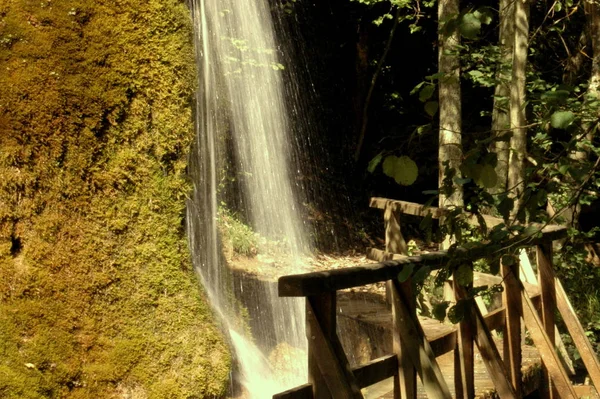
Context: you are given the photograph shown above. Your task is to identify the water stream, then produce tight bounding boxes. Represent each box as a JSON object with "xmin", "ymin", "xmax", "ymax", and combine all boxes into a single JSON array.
[{"xmin": 186, "ymin": 0, "xmax": 311, "ymax": 396}]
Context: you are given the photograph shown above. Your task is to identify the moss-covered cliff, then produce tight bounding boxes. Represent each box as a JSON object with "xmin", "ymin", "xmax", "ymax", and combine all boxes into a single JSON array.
[{"xmin": 0, "ymin": 0, "xmax": 230, "ymax": 397}]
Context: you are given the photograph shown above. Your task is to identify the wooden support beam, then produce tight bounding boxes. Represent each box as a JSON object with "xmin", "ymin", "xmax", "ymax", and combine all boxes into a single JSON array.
[
  {"xmin": 390, "ymin": 279, "xmax": 417, "ymax": 399},
  {"xmin": 280, "ymin": 228, "xmax": 566, "ymax": 297},
  {"xmin": 472, "ymin": 302, "xmax": 518, "ymax": 399},
  {"xmin": 537, "ymin": 242, "xmax": 557, "ymax": 399},
  {"xmin": 502, "ymin": 260, "xmax": 523, "ymax": 397},
  {"xmin": 454, "ymin": 282, "xmax": 475, "ymax": 399},
  {"xmin": 556, "ymin": 278, "xmax": 600, "ymax": 390},
  {"xmin": 520, "ymin": 288, "xmax": 578, "ymax": 398},
  {"xmin": 306, "ymin": 294, "xmax": 363, "ymax": 399},
  {"xmin": 390, "ymin": 279, "xmax": 452, "ymax": 399},
  {"xmin": 273, "ymin": 383, "xmax": 314, "ymax": 399},
  {"xmin": 385, "ymin": 201, "xmax": 408, "ymax": 255},
  {"xmin": 353, "ymin": 354, "xmax": 398, "ymax": 389}
]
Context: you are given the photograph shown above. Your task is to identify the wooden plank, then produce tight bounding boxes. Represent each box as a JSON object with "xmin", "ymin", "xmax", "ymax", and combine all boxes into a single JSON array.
[
  {"xmin": 537, "ymin": 242, "xmax": 557, "ymax": 399},
  {"xmin": 280, "ymin": 232, "xmax": 565, "ymax": 297},
  {"xmin": 519, "ymin": 248, "xmax": 575, "ymax": 376},
  {"xmin": 306, "ymin": 295, "xmax": 363, "ymax": 399},
  {"xmin": 273, "ymin": 383, "xmax": 314, "ymax": 399},
  {"xmin": 390, "ymin": 279, "xmax": 417, "ymax": 399},
  {"xmin": 573, "ymin": 385, "xmax": 599, "ymax": 398},
  {"xmin": 472, "ymin": 302, "xmax": 518, "ymax": 399},
  {"xmin": 369, "ymin": 198, "xmax": 570, "ymax": 239},
  {"xmin": 502, "ymin": 261, "xmax": 523, "ymax": 397},
  {"xmin": 279, "ymin": 252, "xmax": 448, "ymax": 296},
  {"xmin": 556, "ymin": 278, "xmax": 600, "ymax": 390},
  {"xmin": 390, "ymin": 279, "xmax": 452, "ymax": 399},
  {"xmin": 352, "ymin": 354, "xmax": 398, "ymax": 389},
  {"xmin": 366, "ymin": 248, "xmax": 405, "ymax": 262},
  {"xmin": 307, "ymin": 294, "xmax": 333, "ymax": 399},
  {"xmin": 385, "ymin": 201, "xmax": 408, "ymax": 255},
  {"xmin": 520, "ymin": 287, "xmax": 578, "ymax": 398},
  {"xmin": 370, "ymin": 197, "xmax": 445, "ymax": 218},
  {"xmin": 454, "ymin": 282, "xmax": 475, "ymax": 399}
]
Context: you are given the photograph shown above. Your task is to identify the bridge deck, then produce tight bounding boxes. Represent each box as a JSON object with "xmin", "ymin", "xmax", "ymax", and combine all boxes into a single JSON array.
[{"xmin": 337, "ymin": 289, "xmax": 542, "ymax": 398}]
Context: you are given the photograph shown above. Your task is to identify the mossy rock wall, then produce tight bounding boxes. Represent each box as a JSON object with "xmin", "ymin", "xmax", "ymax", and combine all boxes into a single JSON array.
[{"xmin": 0, "ymin": 0, "xmax": 230, "ymax": 397}]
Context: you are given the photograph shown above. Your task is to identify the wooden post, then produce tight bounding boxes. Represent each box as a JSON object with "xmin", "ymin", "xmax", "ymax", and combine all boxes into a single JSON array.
[
  {"xmin": 384, "ymin": 201, "xmax": 408, "ymax": 255},
  {"xmin": 454, "ymin": 281, "xmax": 475, "ymax": 399},
  {"xmin": 307, "ymin": 294, "xmax": 335, "ymax": 399},
  {"xmin": 520, "ymin": 288, "xmax": 578, "ymax": 398},
  {"xmin": 390, "ymin": 279, "xmax": 452, "ymax": 399},
  {"xmin": 502, "ymin": 258, "xmax": 523, "ymax": 397},
  {"xmin": 537, "ymin": 242, "xmax": 557, "ymax": 399},
  {"xmin": 556, "ymin": 278, "xmax": 600, "ymax": 389},
  {"xmin": 306, "ymin": 294, "xmax": 363, "ymax": 399},
  {"xmin": 471, "ymin": 302, "xmax": 518, "ymax": 398},
  {"xmin": 390, "ymin": 279, "xmax": 417, "ymax": 399}
]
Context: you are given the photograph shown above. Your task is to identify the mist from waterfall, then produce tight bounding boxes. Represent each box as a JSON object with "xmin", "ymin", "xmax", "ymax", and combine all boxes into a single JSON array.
[{"xmin": 186, "ymin": 0, "xmax": 311, "ymax": 396}]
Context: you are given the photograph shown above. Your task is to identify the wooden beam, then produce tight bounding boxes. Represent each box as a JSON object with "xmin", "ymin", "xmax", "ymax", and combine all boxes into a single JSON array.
[
  {"xmin": 390, "ymin": 279, "xmax": 452, "ymax": 399},
  {"xmin": 280, "ymin": 227, "xmax": 566, "ymax": 297},
  {"xmin": 385, "ymin": 201, "xmax": 408, "ymax": 255},
  {"xmin": 279, "ymin": 252, "xmax": 448, "ymax": 296},
  {"xmin": 520, "ymin": 288, "xmax": 578, "ymax": 398},
  {"xmin": 306, "ymin": 295, "xmax": 363, "ymax": 399},
  {"xmin": 503, "ymin": 261, "xmax": 523, "ymax": 397},
  {"xmin": 369, "ymin": 198, "xmax": 567, "ymax": 241},
  {"xmin": 472, "ymin": 302, "xmax": 518, "ymax": 399},
  {"xmin": 537, "ymin": 242, "xmax": 557, "ymax": 399},
  {"xmin": 454, "ymin": 282, "xmax": 475, "ymax": 399},
  {"xmin": 352, "ymin": 354, "xmax": 398, "ymax": 389},
  {"xmin": 556, "ymin": 278, "xmax": 600, "ymax": 390},
  {"xmin": 273, "ymin": 383, "xmax": 314, "ymax": 399},
  {"xmin": 390, "ymin": 279, "xmax": 417, "ymax": 398}
]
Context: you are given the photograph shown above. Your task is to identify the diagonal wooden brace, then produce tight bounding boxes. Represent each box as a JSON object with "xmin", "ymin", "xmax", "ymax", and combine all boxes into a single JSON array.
[
  {"xmin": 390, "ymin": 279, "xmax": 452, "ymax": 399},
  {"xmin": 306, "ymin": 297, "xmax": 363, "ymax": 399}
]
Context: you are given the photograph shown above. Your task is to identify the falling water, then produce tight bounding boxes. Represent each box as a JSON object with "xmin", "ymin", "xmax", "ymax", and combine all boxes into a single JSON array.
[{"xmin": 186, "ymin": 0, "xmax": 310, "ymax": 396}]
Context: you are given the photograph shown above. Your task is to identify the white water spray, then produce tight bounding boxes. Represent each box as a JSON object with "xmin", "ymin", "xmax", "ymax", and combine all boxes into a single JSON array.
[{"xmin": 187, "ymin": 0, "xmax": 310, "ymax": 396}]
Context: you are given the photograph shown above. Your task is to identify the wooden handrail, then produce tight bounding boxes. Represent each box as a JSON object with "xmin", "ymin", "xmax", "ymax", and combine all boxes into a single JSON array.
[
  {"xmin": 273, "ymin": 199, "xmax": 596, "ymax": 399},
  {"xmin": 279, "ymin": 225, "xmax": 566, "ymax": 297}
]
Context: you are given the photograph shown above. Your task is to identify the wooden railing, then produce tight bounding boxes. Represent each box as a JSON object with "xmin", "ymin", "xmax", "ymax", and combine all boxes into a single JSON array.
[{"xmin": 273, "ymin": 199, "xmax": 600, "ymax": 399}]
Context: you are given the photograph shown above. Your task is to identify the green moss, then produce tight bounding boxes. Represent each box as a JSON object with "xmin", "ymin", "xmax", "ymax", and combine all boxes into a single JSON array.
[{"xmin": 0, "ymin": 0, "xmax": 230, "ymax": 397}]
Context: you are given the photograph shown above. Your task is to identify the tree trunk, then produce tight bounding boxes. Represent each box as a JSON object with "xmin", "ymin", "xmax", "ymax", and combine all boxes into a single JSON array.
[
  {"xmin": 576, "ymin": 0, "xmax": 600, "ymax": 162},
  {"xmin": 507, "ymin": 0, "xmax": 530, "ymax": 210},
  {"xmin": 438, "ymin": 0, "xmax": 463, "ymax": 209},
  {"xmin": 491, "ymin": 0, "xmax": 515, "ymax": 194}
]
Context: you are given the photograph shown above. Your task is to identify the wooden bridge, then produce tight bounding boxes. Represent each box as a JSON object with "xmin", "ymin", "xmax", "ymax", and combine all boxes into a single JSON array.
[{"xmin": 273, "ymin": 198, "xmax": 600, "ymax": 399}]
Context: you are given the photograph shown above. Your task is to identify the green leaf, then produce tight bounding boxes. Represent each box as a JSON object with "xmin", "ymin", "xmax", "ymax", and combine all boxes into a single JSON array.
[
  {"xmin": 432, "ymin": 302, "xmax": 449, "ymax": 322},
  {"xmin": 415, "ymin": 123, "xmax": 432, "ymax": 135},
  {"xmin": 368, "ymin": 153, "xmax": 383, "ymax": 173},
  {"xmin": 455, "ymin": 264, "xmax": 473, "ymax": 286},
  {"xmin": 382, "ymin": 155, "xmax": 419, "ymax": 186},
  {"xmin": 501, "ymin": 254, "xmax": 516, "ymax": 266},
  {"xmin": 424, "ymin": 101, "xmax": 438, "ymax": 117},
  {"xmin": 550, "ymin": 111, "xmax": 575, "ymax": 129},
  {"xmin": 410, "ymin": 81, "xmax": 425, "ymax": 96},
  {"xmin": 497, "ymin": 197, "xmax": 514, "ymax": 219},
  {"xmin": 454, "ymin": 177, "xmax": 471, "ymax": 185},
  {"xmin": 541, "ymin": 89, "xmax": 570, "ymax": 104},
  {"xmin": 412, "ymin": 266, "xmax": 431, "ymax": 284},
  {"xmin": 474, "ymin": 7, "xmax": 493, "ymax": 25},
  {"xmin": 419, "ymin": 84, "xmax": 435, "ymax": 102},
  {"xmin": 398, "ymin": 264, "xmax": 415, "ymax": 283},
  {"xmin": 459, "ymin": 12, "xmax": 481, "ymax": 40},
  {"xmin": 475, "ymin": 164, "xmax": 498, "ymax": 189},
  {"xmin": 448, "ymin": 301, "xmax": 465, "ymax": 324},
  {"xmin": 468, "ymin": 70, "xmax": 483, "ymax": 79}
]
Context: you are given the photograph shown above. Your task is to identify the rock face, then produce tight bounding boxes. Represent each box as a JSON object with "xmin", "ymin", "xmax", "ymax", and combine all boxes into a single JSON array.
[{"xmin": 0, "ymin": 0, "xmax": 230, "ymax": 397}]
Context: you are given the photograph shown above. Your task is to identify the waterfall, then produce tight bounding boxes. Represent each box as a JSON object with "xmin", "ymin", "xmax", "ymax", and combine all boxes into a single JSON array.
[{"xmin": 186, "ymin": 0, "xmax": 310, "ymax": 396}]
